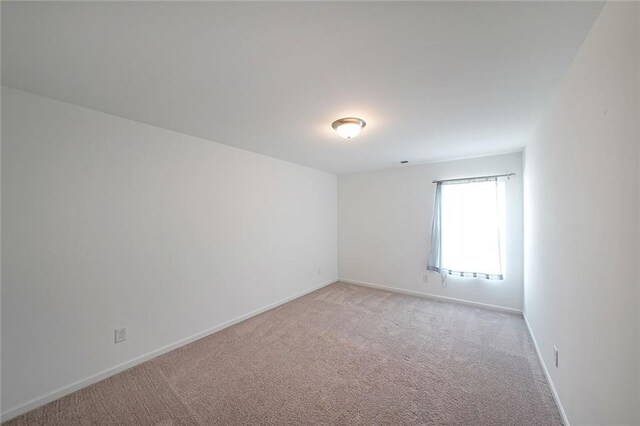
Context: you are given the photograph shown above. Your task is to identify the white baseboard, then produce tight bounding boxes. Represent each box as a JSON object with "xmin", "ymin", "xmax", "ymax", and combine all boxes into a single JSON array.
[
  {"xmin": 1, "ymin": 279, "xmax": 337, "ymax": 422},
  {"xmin": 523, "ymin": 313, "xmax": 569, "ymax": 426},
  {"xmin": 339, "ymin": 278, "xmax": 522, "ymax": 314}
]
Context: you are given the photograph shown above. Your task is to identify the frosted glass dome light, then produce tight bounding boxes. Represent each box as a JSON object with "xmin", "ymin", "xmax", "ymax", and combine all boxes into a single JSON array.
[{"xmin": 332, "ymin": 117, "xmax": 366, "ymax": 139}]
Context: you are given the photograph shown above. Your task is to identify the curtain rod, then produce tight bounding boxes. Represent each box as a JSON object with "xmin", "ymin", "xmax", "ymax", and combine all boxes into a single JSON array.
[{"xmin": 432, "ymin": 173, "xmax": 515, "ymax": 184}]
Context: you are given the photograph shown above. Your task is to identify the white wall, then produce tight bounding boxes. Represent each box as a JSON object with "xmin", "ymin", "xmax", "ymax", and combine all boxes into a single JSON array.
[
  {"xmin": 524, "ymin": 2, "xmax": 639, "ymax": 424},
  {"xmin": 338, "ymin": 152, "xmax": 523, "ymax": 311},
  {"xmin": 0, "ymin": 87, "xmax": 338, "ymax": 418}
]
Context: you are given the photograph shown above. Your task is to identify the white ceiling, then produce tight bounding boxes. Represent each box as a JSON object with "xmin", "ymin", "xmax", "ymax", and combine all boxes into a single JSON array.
[{"xmin": 2, "ymin": 1, "xmax": 603, "ymax": 174}]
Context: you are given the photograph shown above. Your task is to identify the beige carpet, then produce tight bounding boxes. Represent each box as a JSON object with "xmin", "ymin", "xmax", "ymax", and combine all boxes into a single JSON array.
[{"xmin": 5, "ymin": 282, "xmax": 561, "ymax": 425}]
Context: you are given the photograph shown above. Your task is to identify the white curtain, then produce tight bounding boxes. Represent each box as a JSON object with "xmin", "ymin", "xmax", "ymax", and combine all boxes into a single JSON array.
[{"xmin": 427, "ymin": 177, "xmax": 505, "ymax": 280}]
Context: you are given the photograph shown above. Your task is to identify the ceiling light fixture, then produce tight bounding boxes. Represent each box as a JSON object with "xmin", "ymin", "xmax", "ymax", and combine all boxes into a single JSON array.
[{"xmin": 332, "ymin": 117, "xmax": 366, "ymax": 139}]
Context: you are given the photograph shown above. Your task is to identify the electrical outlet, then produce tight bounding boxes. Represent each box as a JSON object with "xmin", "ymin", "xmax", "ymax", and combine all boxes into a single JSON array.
[
  {"xmin": 318, "ymin": 267, "xmax": 322, "ymax": 275},
  {"xmin": 115, "ymin": 328, "xmax": 127, "ymax": 344},
  {"xmin": 554, "ymin": 346, "xmax": 559, "ymax": 367},
  {"xmin": 423, "ymin": 274, "xmax": 429, "ymax": 283}
]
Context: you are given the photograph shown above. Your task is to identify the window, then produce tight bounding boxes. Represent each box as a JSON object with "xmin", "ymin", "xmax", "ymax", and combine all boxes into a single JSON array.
[{"xmin": 427, "ymin": 177, "xmax": 506, "ymax": 280}]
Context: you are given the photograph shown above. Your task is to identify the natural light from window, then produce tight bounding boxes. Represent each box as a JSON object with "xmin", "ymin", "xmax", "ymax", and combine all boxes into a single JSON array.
[{"xmin": 440, "ymin": 180, "xmax": 506, "ymax": 278}]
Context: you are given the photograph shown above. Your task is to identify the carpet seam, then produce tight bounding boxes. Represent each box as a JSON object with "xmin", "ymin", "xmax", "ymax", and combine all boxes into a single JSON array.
[{"xmin": 154, "ymin": 364, "xmax": 208, "ymax": 426}]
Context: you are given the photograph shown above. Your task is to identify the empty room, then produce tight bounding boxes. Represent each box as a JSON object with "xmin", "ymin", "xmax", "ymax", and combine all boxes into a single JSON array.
[{"xmin": 1, "ymin": 1, "xmax": 639, "ymax": 425}]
